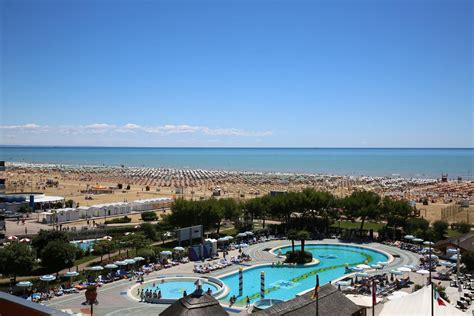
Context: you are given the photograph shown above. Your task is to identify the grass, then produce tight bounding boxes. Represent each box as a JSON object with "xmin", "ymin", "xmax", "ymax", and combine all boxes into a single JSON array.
[
  {"xmin": 73, "ymin": 254, "xmax": 98, "ymax": 266},
  {"xmin": 331, "ymin": 220, "xmax": 385, "ymax": 232},
  {"xmin": 446, "ymin": 229, "xmax": 464, "ymax": 238}
]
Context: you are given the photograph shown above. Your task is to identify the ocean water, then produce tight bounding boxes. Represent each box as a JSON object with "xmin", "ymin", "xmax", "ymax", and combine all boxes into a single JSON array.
[
  {"xmin": 219, "ymin": 244, "xmax": 388, "ymax": 305},
  {"xmin": 0, "ymin": 146, "xmax": 472, "ymax": 179}
]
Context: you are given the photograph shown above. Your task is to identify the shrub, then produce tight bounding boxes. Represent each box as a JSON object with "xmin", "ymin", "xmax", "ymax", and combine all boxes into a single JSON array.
[
  {"xmin": 462, "ymin": 251, "xmax": 474, "ymax": 271},
  {"xmin": 455, "ymin": 222, "xmax": 471, "ymax": 234},
  {"xmin": 141, "ymin": 211, "xmax": 158, "ymax": 222},
  {"xmin": 105, "ymin": 216, "xmax": 131, "ymax": 224},
  {"xmin": 284, "ymin": 251, "xmax": 313, "ymax": 264}
]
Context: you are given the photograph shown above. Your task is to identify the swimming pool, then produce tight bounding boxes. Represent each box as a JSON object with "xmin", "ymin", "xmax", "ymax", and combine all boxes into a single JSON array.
[
  {"xmin": 218, "ymin": 243, "xmax": 388, "ymax": 306},
  {"xmin": 70, "ymin": 239, "xmax": 96, "ymax": 252},
  {"xmin": 142, "ymin": 277, "xmax": 222, "ymax": 300}
]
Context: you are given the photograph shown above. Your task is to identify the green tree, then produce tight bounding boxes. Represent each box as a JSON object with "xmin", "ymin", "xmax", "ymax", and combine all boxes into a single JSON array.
[
  {"xmin": 141, "ymin": 211, "xmax": 158, "ymax": 222},
  {"xmin": 456, "ymin": 222, "xmax": 471, "ymax": 234},
  {"xmin": 40, "ymin": 240, "xmax": 76, "ymax": 274},
  {"xmin": 65, "ymin": 199, "xmax": 75, "ymax": 208},
  {"xmin": 297, "ymin": 230, "xmax": 311, "ymax": 253},
  {"xmin": 383, "ymin": 198, "xmax": 413, "ymax": 229},
  {"xmin": 461, "ymin": 251, "xmax": 474, "ymax": 271},
  {"xmin": 136, "ymin": 248, "xmax": 155, "ymax": 261},
  {"xmin": 406, "ymin": 218, "xmax": 430, "ymax": 234},
  {"xmin": 141, "ymin": 223, "xmax": 157, "ymax": 241},
  {"xmin": 123, "ymin": 234, "xmax": 150, "ymax": 255},
  {"xmin": 17, "ymin": 205, "xmax": 32, "ymax": 213},
  {"xmin": 432, "ymin": 220, "xmax": 449, "ymax": 241},
  {"xmin": 0, "ymin": 243, "xmax": 35, "ymax": 283},
  {"xmin": 32, "ymin": 229, "xmax": 69, "ymax": 255},
  {"xmin": 343, "ymin": 191, "xmax": 381, "ymax": 235},
  {"xmin": 287, "ymin": 229, "xmax": 298, "ymax": 253},
  {"xmin": 93, "ymin": 240, "xmax": 115, "ymax": 261}
]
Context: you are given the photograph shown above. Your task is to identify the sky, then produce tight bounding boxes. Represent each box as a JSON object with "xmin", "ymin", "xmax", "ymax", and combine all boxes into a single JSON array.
[{"xmin": 1, "ymin": 0, "xmax": 472, "ymax": 147}]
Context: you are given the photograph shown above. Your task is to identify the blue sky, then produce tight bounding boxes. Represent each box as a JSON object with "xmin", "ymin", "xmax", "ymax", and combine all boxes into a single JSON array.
[{"xmin": 1, "ymin": 0, "xmax": 472, "ymax": 147}]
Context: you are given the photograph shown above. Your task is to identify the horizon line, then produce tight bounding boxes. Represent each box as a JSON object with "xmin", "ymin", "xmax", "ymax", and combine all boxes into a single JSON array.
[{"xmin": 1, "ymin": 144, "xmax": 473, "ymax": 150}]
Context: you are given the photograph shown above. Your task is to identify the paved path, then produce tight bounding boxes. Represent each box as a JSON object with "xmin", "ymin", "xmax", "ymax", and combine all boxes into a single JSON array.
[{"xmin": 43, "ymin": 239, "xmax": 421, "ymax": 316}]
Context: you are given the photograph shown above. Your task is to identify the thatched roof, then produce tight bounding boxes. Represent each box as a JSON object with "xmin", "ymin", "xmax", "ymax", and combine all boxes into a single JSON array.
[
  {"xmin": 159, "ymin": 292, "xmax": 228, "ymax": 316},
  {"xmin": 253, "ymin": 284, "xmax": 364, "ymax": 316},
  {"xmin": 434, "ymin": 232, "xmax": 474, "ymax": 252}
]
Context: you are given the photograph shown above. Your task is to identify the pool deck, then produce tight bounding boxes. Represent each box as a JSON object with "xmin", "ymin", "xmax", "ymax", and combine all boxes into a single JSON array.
[{"xmin": 43, "ymin": 239, "xmax": 419, "ymax": 315}]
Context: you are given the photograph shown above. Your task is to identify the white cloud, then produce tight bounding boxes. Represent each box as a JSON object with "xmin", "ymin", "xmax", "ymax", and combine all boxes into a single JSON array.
[{"xmin": 0, "ymin": 122, "xmax": 273, "ymax": 140}]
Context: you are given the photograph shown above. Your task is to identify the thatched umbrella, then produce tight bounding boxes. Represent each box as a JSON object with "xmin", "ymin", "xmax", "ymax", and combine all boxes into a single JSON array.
[{"xmin": 160, "ymin": 280, "xmax": 228, "ymax": 316}]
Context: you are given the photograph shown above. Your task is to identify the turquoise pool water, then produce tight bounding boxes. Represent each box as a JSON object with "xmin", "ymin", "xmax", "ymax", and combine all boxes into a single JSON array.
[
  {"xmin": 71, "ymin": 240, "xmax": 95, "ymax": 251},
  {"xmin": 145, "ymin": 280, "xmax": 218, "ymax": 299},
  {"xmin": 219, "ymin": 244, "xmax": 388, "ymax": 306}
]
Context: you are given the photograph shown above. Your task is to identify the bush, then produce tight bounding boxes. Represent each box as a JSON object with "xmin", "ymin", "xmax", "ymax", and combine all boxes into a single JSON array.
[
  {"xmin": 141, "ymin": 223, "xmax": 157, "ymax": 240},
  {"xmin": 141, "ymin": 211, "xmax": 158, "ymax": 222},
  {"xmin": 454, "ymin": 222, "xmax": 471, "ymax": 234},
  {"xmin": 433, "ymin": 220, "xmax": 449, "ymax": 241},
  {"xmin": 462, "ymin": 251, "xmax": 474, "ymax": 271},
  {"xmin": 285, "ymin": 251, "xmax": 313, "ymax": 264},
  {"xmin": 105, "ymin": 216, "xmax": 131, "ymax": 224}
]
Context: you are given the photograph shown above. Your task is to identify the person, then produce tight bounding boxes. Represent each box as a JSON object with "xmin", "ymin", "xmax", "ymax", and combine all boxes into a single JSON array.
[
  {"xmin": 206, "ymin": 288, "xmax": 212, "ymax": 295},
  {"xmin": 157, "ymin": 290, "xmax": 162, "ymax": 299},
  {"xmin": 140, "ymin": 289, "xmax": 144, "ymax": 302},
  {"xmin": 229, "ymin": 296, "xmax": 234, "ymax": 307},
  {"xmin": 246, "ymin": 296, "xmax": 250, "ymax": 307},
  {"xmin": 183, "ymin": 290, "xmax": 187, "ymax": 297}
]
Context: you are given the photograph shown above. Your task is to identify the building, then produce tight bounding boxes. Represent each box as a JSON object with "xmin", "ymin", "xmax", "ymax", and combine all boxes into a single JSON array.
[
  {"xmin": 253, "ymin": 284, "xmax": 366, "ymax": 316},
  {"xmin": 0, "ymin": 161, "xmax": 5, "ymax": 193},
  {"xmin": 434, "ymin": 232, "xmax": 474, "ymax": 254},
  {"xmin": 38, "ymin": 197, "xmax": 172, "ymax": 224},
  {"xmin": 0, "ymin": 193, "xmax": 65, "ymax": 213},
  {"xmin": 0, "ymin": 291, "xmax": 68, "ymax": 316}
]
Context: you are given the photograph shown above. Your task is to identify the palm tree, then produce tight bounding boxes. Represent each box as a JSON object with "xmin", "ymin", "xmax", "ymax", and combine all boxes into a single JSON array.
[
  {"xmin": 297, "ymin": 230, "xmax": 311, "ymax": 253},
  {"xmin": 287, "ymin": 229, "xmax": 298, "ymax": 253}
]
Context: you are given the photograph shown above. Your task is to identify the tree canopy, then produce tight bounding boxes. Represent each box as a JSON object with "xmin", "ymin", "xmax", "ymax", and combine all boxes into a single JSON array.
[
  {"xmin": 40, "ymin": 240, "xmax": 77, "ymax": 274},
  {"xmin": 32, "ymin": 230, "xmax": 69, "ymax": 255},
  {"xmin": 0, "ymin": 243, "xmax": 35, "ymax": 283}
]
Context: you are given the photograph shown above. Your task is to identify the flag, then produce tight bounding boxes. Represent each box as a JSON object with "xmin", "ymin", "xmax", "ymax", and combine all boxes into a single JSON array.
[
  {"xmin": 372, "ymin": 281, "xmax": 377, "ymax": 306},
  {"xmin": 312, "ymin": 275, "xmax": 320, "ymax": 299},
  {"xmin": 434, "ymin": 286, "xmax": 446, "ymax": 306}
]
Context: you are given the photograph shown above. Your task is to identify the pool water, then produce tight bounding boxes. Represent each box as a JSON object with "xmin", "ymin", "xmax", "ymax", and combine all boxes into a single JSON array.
[
  {"xmin": 71, "ymin": 240, "xmax": 96, "ymax": 252},
  {"xmin": 145, "ymin": 280, "xmax": 219, "ymax": 299},
  {"xmin": 219, "ymin": 244, "xmax": 388, "ymax": 306}
]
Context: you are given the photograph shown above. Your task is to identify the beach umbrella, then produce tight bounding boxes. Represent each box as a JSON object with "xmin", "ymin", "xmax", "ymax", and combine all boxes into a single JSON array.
[
  {"xmin": 356, "ymin": 264, "xmax": 371, "ymax": 269},
  {"xmin": 16, "ymin": 281, "xmax": 33, "ymax": 296},
  {"xmin": 173, "ymin": 246, "xmax": 185, "ymax": 252},
  {"xmin": 63, "ymin": 271, "xmax": 79, "ymax": 288},
  {"xmin": 236, "ymin": 233, "xmax": 247, "ymax": 238},
  {"xmin": 450, "ymin": 254, "xmax": 460, "ymax": 261},
  {"xmin": 397, "ymin": 267, "xmax": 411, "ymax": 272},
  {"xmin": 351, "ymin": 266, "xmax": 364, "ymax": 272},
  {"xmin": 102, "ymin": 236, "xmax": 113, "ymax": 241},
  {"xmin": 378, "ymin": 261, "xmax": 389, "ymax": 266},
  {"xmin": 17, "ymin": 281, "xmax": 33, "ymax": 287},
  {"xmin": 440, "ymin": 261, "xmax": 454, "ymax": 267},
  {"xmin": 390, "ymin": 270, "xmax": 403, "ymax": 275},
  {"xmin": 124, "ymin": 258, "xmax": 136, "ymax": 265},
  {"xmin": 160, "ymin": 250, "xmax": 172, "ymax": 256},
  {"xmin": 7, "ymin": 235, "xmax": 18, "ymax": 242},
  {"xmin": 416, "ymin": 269, "xmax": 429, "ymax": 275},
  {"xmin": 356, "ymin": 272, "xmax": 369, "ymax": 277},
  {"xmin": 447, "ymin": 248, "xmax": 458, "ymax": 255},
  {"xmin": 40, "ymin": 274, "xmax": 56, "ymax": 290},
  {"xmin": 19, "ymin": 238, "xmax": 31, "ymax": 243},
  {"xmin": 86, "ymin": 266, "xmax": 104, "ymax": 271},
  {"xmin": 225, "ymin": 236, "xmax": 233, "ymax": 240},
  {"xmin": 425, "ymin": 254, "xmax": 438, "ymax": 260},
  {"xmin": 133, "ymin": 256, "xmax": 145, "ymax": 261},
  {"xmin": 244, "ymin": 231, "xmax": 254, "ymax": 236},
  {"xmin": 371, "ymin": 264, "xmax": 383, "ymax": 269},
  {"xmin": 134, "ymin": 225, "xmax": 140, "ymax": 229},
  {"xmin": 104, "ymin": 264, "xmax": 118, "ymax": 269},
  {"xmin": 335, "ymin": 280, "xmax": 351, "ymax": 286},
  {"xmin": 404, "ymin": 235, "xmax": 415, "ymax": 240},
  {"xmin": 114, "ymin": 260, "xmax": 128, "ymax": 266},
  {"xmin": 412, "ymin": 238, "xmax": 424, "ymax": 243},
  {"xmin": 124, "ymin": 232, "xmax": 132, "ymax": 236},
  {"xmin": 237, "ymin": 243, "xmax": 249, "ymax": 248},
  {"xmin": 423, "ymin": 241, "xmax": 434, "ymax": 246}
]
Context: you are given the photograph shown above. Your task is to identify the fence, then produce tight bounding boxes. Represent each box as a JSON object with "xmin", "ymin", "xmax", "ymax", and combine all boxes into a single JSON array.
[{"xmin": 441, "ymin": 205, "xmax": 473, "ymax": 224}]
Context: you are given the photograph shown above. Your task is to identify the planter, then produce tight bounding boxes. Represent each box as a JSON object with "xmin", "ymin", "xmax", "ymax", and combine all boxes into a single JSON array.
[{"xmin": 85, "ymin": 286, "xmax": 97, "ymax": 303}]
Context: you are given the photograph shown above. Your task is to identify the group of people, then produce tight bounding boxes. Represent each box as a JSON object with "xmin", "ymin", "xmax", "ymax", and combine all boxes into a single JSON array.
[
  {"xmin": 139, "ymin": 288, "xmax": 162, "ymax": 302},
  {"xmin": 228, "ymin": 295, "xmax": 251, "ymax": 308}
]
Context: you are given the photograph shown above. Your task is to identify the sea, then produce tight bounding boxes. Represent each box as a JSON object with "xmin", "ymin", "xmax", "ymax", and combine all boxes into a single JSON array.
[{"xmin": 0, "ymin": 146, "xmax": 473, "ymax": 179}]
